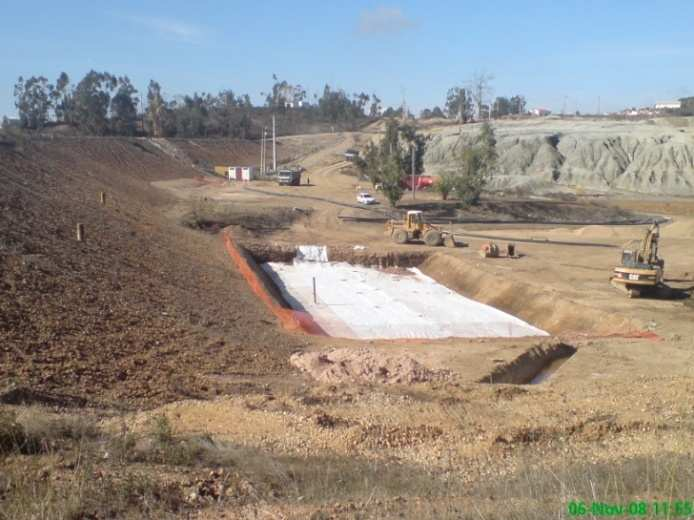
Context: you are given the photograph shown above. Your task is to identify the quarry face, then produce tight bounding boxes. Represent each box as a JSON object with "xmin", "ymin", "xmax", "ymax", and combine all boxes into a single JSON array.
[{"xmin": 425, "ymin": 118, "xmax": 694, "ymax": 194}]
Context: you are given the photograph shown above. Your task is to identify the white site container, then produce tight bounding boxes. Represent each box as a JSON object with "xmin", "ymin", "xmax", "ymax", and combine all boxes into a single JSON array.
[{"xmin": 227, "ymin": 166, "xmax": 255, "ymax": 181}]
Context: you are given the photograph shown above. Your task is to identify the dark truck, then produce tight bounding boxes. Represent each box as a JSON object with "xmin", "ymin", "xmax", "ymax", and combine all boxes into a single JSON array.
[{"xmin": 277, "ymin": 169, "xmax": 302, "ymax": 186}]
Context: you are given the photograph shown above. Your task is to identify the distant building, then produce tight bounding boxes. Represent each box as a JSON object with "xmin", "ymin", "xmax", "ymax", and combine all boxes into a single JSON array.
[
  {"xmin": 655, "ymin": 100, "xmax": 681, "ymax": 110},
  {"xmin": 283, "ymin": 99, "xmax": 309, "ymax": 109},
  {"xmin": 279, "ymin": 85, "xmax": 308, "ymax": 109},
  {"xmin": 213, "ymin": 165, "xmax": 256, "ymax": 181},
  {"xmin": 532, "ymin": 108, "xmax": 552, "ymax": 117},
  {"xmin": 619, "ymin": 106, "xmax": 655, "ymax": 117}
]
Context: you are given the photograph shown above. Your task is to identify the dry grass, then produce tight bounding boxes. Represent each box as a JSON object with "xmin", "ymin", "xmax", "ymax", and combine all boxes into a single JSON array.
[
  {"xmin": 1, "ymin": 409, "xmax": 450, "ymax": 519},
  {"xmin": 475, "ymin": 452, "xmax": 694, "ymax": 519},
  {"xmin": 0, "ymin": 464, "xmax": 183, "ymax": 520},
  {"xmin": 0, "ymin": 409, "xmax": 185, "ymax": 519},
  {"xmin": 131, "ymin": 415, "xmax": 447, "ymax": 502},
  {"xmin": 5, "ymin": 407, "xmax": 693, "ymax": 519},
  {"xmin": 387, "ymin": 452, "xmax": 694, "ymax": 520},
  {"xmin": 0, "ymin": 408, "xmax": 98, "ymax": 456}
]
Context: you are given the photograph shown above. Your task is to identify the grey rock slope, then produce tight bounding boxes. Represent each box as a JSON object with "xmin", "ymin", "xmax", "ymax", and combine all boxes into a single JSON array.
[{"xmin": 424, "ymin": 118, "xmax": 694, "ymax": 195}]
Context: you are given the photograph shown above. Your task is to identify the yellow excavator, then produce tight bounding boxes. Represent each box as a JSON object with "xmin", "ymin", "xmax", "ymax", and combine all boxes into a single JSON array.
[
  {"xmin": 611, "ymin": 222, "xmax": 664, "ymax": 298},
  {"xmin": 386, "ymin": 210, "xmax": 459, "ymax": 247}
]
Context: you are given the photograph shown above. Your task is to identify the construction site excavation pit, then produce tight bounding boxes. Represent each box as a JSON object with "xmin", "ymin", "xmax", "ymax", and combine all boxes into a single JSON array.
[
  {"xmin": 254, "ymin": 245, "xmax": 549, "ymax": 340},
  {"xmin": 479, "ymin": 343, "xmax": 577, "ymax": 385}
]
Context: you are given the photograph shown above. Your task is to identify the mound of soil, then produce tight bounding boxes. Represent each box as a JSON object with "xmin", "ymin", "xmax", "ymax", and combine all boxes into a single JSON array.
[
  {"xmin": 290, "ymin": 348, "xmax": 451, "ymax": 385},
  {"xmin": 419, "ymin": 253, "xmax": 636, "ymax": 335}
]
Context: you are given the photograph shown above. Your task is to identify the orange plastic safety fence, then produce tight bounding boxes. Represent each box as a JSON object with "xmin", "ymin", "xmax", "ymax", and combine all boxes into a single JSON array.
[{"xmin": 222, "ymin": 231, "xmax": 326, "ymax": 336}]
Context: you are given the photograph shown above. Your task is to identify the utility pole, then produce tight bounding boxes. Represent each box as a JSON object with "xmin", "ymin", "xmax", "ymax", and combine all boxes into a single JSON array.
[
  {"xmin": 597, "ymin": 96, "xmax": 601, "ymax": 116},
  {"xmin": 260, "ymin": 127, "xmax": 265, "ymax": 174},
  {"xmin": 272, "ymin": 114, "xmax": 277, "ymax": 172},
  {"xmin": 411, "ymin": 144, "xmax": 416, "ymax": 200}
]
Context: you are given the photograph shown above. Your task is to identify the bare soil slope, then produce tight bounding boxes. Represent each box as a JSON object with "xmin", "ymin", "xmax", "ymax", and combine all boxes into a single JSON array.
[{"xmin": 0, "ymin": 138, "xmax": 301, "ymax": 408}]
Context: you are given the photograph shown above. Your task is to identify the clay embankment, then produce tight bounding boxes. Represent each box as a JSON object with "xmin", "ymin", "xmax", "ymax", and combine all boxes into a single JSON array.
[
  {"xmin": 425, "ymin": 118, "xmax": 694, "ymax": 195},
  {"xmin": 419, "ymin": 253, "xmax": 636, "ymax": 336}
]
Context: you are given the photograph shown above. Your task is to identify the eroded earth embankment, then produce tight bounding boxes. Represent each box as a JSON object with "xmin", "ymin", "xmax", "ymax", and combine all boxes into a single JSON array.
[{"xmin": 425, "ymin": 118, "xmax": 694, "ymax": 194}]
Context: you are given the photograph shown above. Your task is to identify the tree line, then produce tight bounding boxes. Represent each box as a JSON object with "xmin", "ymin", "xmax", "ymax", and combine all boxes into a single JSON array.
[
  {"xmin": 9, "ymin": 69, "xmax": 527, "ymax": 138},
  {"xmin": 10, "ymin": 71, "xmax": 382, "ymax": 137},
  {"xmin": 420, "ymin": 73, "xmax": 527, "ymax": 121}
]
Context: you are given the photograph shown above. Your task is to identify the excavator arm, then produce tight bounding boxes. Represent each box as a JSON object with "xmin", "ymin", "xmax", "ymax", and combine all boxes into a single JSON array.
[{"xmin": 639, "ymin": 223, "xmax": 660, "ymax": 265}]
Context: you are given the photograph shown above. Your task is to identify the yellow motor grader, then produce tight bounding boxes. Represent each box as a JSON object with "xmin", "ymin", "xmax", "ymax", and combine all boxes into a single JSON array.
[
  {"xmin": 611, "ymin": 222, "xmax": 665, "ymax": 298},
  {"xmin": 386, "ymin": 210, "xmax": 459, "ymax": 247}
]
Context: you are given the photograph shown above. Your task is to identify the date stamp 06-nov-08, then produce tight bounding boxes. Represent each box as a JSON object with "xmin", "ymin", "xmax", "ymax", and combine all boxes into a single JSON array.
[{"xmin": 568, "ymin": 500, "xmax": 694, "ymax": 517}]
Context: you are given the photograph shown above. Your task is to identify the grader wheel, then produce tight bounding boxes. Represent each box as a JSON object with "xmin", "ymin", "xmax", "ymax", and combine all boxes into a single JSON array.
[
  {"xmin": 424, "ymin": 230, "xmax": 443, "ymax": 247},
  {"xmin": 393, "ymin": 229, "xmax": 409, "ymax": 244}
]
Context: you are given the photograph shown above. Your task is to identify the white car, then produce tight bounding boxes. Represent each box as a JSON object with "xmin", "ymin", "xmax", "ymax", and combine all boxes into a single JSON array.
[{"xmin": 356, "ymin": 192, "xmax": 376, "ymax": 205}]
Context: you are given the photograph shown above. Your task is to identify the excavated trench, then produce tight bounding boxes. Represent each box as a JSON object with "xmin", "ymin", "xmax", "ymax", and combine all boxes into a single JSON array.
[
  {"xmin": 243, "ymin": 241, "xmax": 429, "ymax": 268},
  {"xmin": 232, "ymin": 240, "xmax": 548, "ymax": 339},
  {"xmin": 234, "ymin": 239, "xmax": 636, "ymax": 339},
  {"xmin": 478, "ymin": 342, "xmax": 577, "ymax": 385},
  {"xmin": 218, "ymin": 233, "xmax": 645, "ymax": 385}
]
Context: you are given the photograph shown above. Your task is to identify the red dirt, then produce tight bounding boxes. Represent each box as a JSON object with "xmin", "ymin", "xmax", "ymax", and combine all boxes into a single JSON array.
[{"xmin": 222, "ymin": 229, "xmax": 326, "ymax": 335}]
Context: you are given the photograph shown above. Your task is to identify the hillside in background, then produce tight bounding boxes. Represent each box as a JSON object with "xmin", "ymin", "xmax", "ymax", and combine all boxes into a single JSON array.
[{"xmin": 425, "ymin": 117, "xmax": 694, "ymax": 195}]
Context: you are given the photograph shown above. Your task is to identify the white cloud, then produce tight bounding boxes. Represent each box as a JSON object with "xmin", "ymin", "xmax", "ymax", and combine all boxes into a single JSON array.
[
  {"xmin": 357, "ymin": 6, "xmax": 415, "ymax": 35},
  {"xmin": 126, "ymin": 16, "xmax": 207, "ymax": 44}
]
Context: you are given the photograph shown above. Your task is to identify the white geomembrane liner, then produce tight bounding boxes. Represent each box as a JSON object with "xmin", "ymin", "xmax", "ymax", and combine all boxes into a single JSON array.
[
  {"xmin": 295, "ymin": 245, "xmax": 329, "ymax": 263},
  {"xmin": 261, "ymin": 261, "xmax": 549, "ymax": 339}
]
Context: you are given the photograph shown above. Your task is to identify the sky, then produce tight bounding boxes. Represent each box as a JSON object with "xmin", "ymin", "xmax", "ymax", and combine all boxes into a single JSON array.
[{"xmin": 2, "ymin": 0, "xmax": 693, "ymax": 118}]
